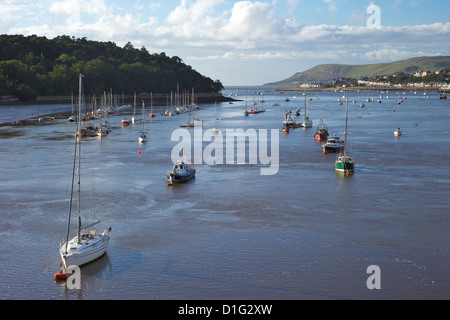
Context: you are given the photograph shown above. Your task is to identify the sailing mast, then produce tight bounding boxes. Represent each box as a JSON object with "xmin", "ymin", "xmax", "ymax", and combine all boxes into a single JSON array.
[
  {"xmin": 76, "ymin": 75, "xmax": 83, "ymax": 244},
  {"xmin": 132, "ymin": 91, "xmax": 136, "ymax": 123},
  {"xmin": 343, "ymin": 96, "xmax": 348, "ymax": 163}
]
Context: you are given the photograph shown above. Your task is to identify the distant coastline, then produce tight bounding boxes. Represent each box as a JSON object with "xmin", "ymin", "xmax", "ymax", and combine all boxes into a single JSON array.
[{"xmin": 279, "ymin": 86, "xmax": 449, "ymax": 93}]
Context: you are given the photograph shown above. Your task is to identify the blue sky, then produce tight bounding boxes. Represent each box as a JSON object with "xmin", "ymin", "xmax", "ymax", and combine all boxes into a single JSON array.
[{"xmin": 1, "ymin": 0, "xmax": 449, "ymax": 86}]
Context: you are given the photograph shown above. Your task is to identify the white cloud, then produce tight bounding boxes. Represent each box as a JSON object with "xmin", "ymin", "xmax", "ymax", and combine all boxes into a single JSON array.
[
  {"xmin": 49, "ymin": 0, "xmax": 108, "ymax": 18},
  {"xmin": 220, "ymin": 1, "xmax": 280, "ymax": 39},
  {"xmin": 1, "ymin": 0, "xmax": 449, "ymax": 85},
  {"xmin": 0, "ymin": 3, "xmax": 20, "ymax": 31},
  {"xmin": 323, "ymin": 0, "xmax": 338, "ymax": 16},
  {"xmin": 165, "ymin": 0, "xmax": 224, "ymax": 38}
]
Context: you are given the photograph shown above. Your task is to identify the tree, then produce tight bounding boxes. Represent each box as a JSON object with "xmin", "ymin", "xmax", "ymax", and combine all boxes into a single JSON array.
[{"xmin": 0, "ymin": 34, "xmax": 225, "ymax": 99}]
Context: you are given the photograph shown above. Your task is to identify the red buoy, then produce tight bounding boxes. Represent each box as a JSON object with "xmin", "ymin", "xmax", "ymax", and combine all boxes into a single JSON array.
[
  {"xmin": 138, "ymin": 150, "xmax": 142, "ymax": 154},
  {"xmin": 149, "ymin": 114, "xmax": 155, "ymax": 118}
]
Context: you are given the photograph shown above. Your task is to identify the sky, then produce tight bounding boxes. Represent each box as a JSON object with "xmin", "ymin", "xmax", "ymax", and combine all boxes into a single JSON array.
[{"xmin": 1, "ymin": 0, "xmax": 449, "ymax": 86}]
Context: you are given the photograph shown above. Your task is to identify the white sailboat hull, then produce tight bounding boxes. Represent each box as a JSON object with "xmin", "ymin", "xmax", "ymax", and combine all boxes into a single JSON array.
[
  {"xmin": 300, "ymin": 120, "xmax": 313, "ymax": 128},
  {"xmin": 60, "ymin": 228, "xmax": 111, "ymax": 268}
]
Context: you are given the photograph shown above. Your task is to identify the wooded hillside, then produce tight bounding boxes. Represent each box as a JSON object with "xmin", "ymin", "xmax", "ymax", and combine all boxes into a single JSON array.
[{"xmin": 0, "ymin": 34, "xmax": 223, "ymax": 101}]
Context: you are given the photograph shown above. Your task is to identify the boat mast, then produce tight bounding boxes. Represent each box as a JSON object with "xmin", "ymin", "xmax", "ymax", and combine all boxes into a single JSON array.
[
  {"xmin": 133, "ymin": 92, "xmax": 136, "ymax": 119},
  {"xmin": 304, "ymin": 92, "xmax": 307, "ymax": 121},
  {"xmin": 142, "ymin": 100, "xmax": 145, "ymax": 132},
  {"xmin": 64, "ymin": 76, "xmax": 82, "ymax": 254},
  {"xmin": 77, "ymin": 74, "xmax": 83, "ymax": 244},
  {"xmin": 343, "ymin": 95, "xmax": 348, "ymax": 162}
]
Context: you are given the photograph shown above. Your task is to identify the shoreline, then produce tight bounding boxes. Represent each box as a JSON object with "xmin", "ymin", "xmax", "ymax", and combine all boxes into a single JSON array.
[
  {"xmin": 0, "ymin": 92, "xmax": 238, "ymax": 106},
  {"xmin": 278, "ymin": 86, "xmax": 449, "ymax": 93},
  {"xmin": 0, "ymin": 93, "xmax": 239, "ymax": 127}
]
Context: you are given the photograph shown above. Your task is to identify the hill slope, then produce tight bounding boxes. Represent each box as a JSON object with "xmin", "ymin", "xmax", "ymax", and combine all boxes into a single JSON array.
[
  {"xmin": 266, "ymin": 56, "xmax": 450, "ymax": 86},
  {"xmin": 0, "ymin": 34, "xmax": 223, "ymax": 101}
]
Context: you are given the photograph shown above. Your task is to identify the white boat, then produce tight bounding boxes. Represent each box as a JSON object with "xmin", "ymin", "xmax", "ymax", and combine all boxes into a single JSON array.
[
  {"xmin": 59, "ymin": 74, "xmax": 111, "ymax": 271},
  {"xmin": 322, "ymin": 133, "xmax": 345, "ymax": 154},
  {"xmin": 181, "ymin": 89, "xmax": 202, "ymax": 127},
  {"xmin": 139, "ymin": 100, "xmax": 147, "ymax": 143},
  {"xmin": 96, "ymin": 102, "xmax": 109, "ymax": 137},
  {"xmin": 283, "ymin": 112, "xmax": 300, "ymax": 128},
  {"xmin": 300, "ymin": 93, "xmax": 313, "ymax": 128}
]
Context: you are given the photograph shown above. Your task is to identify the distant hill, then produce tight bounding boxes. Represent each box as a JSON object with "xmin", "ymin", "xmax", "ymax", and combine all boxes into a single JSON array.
[{"xmin": 265, "ymin": 56, "xmax": 450, "ymax": 86}]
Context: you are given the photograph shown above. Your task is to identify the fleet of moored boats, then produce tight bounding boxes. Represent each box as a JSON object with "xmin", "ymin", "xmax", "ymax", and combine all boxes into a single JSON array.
[{"xmin": 54, "ymin": 75, "xmax": 446, "ymax": 279}]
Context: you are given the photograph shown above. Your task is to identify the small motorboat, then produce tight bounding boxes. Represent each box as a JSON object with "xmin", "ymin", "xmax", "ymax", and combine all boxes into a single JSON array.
[
  {"xmin": 283, "ymin": 113, "xmax": 300, "ymax": 128},
  {"xmin": 121, "ymin": 118, "xmax": 131, "ymax": 126},
  {"xmin": 322, "ymin": 134, "xmax": 345, "ymax": 154},
  {"xmin": 167, "ymin": 160, "xmax": 196, "ymax": 185}
]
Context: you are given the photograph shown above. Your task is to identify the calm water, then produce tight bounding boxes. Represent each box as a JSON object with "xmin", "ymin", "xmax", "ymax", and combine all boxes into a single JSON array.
[{"xmin": 0, "ymin": 88, "xmax": 449, "ymax": 300}]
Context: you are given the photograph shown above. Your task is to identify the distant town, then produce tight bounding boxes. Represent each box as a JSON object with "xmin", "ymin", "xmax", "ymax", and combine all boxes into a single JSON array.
[{"xmin": 293, "ymin": 68, "xmax": 450, "ymax": 91}]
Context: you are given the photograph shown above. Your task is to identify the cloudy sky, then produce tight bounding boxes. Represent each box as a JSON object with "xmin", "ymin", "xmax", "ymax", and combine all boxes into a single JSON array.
[{"xmin": 1, "ymin": 0, "xmax": 449, "ymax": 86}]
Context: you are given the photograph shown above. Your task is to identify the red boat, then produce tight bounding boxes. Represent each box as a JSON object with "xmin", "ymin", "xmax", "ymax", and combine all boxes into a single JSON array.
[
  {"xmin": 121, "ymin": 118, "xmax": 131, "ymax": 126},
  {"xmin": 314, "ymin": 119, "xmax": 329, "ymax": 141}
]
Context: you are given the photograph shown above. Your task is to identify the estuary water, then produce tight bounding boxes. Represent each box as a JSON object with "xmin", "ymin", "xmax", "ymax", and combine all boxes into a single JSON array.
[{"xmin": 0, "ymin": 87, "xmax": 449, "ymax": 300}]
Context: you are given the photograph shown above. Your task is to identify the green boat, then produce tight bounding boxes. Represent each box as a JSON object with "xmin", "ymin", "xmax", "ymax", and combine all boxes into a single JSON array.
[
  {"xmin": 335, "ymin": 96, "xmax": 354, "ymax": 175},
  {"xmin": 335, "ymin": 155, "xmax": 354, "ymax": 174}
]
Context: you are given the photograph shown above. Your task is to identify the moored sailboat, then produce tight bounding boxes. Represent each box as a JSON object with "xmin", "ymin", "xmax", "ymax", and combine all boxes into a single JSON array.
[
  {"xmin": 139, "ymin": 100, "xmax": 147, "ymax": 143},
  {"xmin": 300, "ymin": 93, "xmax": 313, "ymax": 128},
  {"xmin": 335, "ymin": 96, "xmax": 354, "ymax": 175},
  {"xmin": 132, "ymin": 92, "xmax": 137, "ymax": 123},
  {"xmin": 57, "ymin": 75, "xmax": 111, "ymax": 278},
  {"xmin": 394, "ymin": 100, "xmax": 401, "ymax": 136}
]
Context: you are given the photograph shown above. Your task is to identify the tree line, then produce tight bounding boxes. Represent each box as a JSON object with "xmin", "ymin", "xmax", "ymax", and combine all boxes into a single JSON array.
[{"xmin": 0, "ymin": 34, "xmax": 224, "ymax": 101}]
